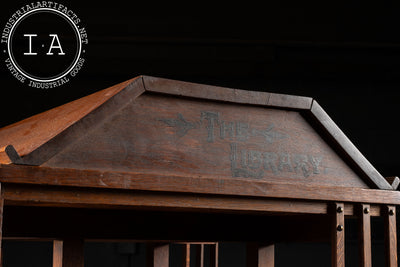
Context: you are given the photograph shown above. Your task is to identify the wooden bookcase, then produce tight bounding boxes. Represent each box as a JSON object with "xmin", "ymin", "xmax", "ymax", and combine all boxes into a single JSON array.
[{"xmin": 0, "ymin": 76, "xmax": 398, "ymax": 266}]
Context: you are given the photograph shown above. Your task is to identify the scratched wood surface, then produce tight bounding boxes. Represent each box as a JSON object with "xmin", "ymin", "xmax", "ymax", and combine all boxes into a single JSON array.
[
  {"xmin": 42, "ymin": 92, "xmax": 368, "ymax": 189},
  {"xmin": 0, "ymin": 78, "xmax": 138, "ymax": 165}
]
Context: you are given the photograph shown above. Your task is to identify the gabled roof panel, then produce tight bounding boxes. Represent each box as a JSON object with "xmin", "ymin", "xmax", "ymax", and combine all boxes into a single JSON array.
[
  {"xmin": 0, "ymin": 76, "xmax": 393, "ymax": 190},
  {"xmin": 0, "ymin": 77, "xmax": 140, "ymax": 164}
]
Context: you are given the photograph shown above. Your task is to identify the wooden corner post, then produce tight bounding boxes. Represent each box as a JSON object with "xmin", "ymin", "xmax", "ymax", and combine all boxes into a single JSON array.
[
  {"xmin": 147, "ymin": 243, "xmax": 170, "ymax": 267},
  {"xmin": 52, "ymin": 238, "xmax": 84, "ymax": 267},
  {"xmin": 332, "ymin": 203, "xmax": 345, "ymax": 267},
  {"xmin": 359, "ymin": 204, "xmax": 371, "ymax": 267},
  {"xmin": 384, "ymin": 205, "xmax": 397, "ymax": 267},
  {"xmin": 246, "ymin": 243, "xmax": 274, "ymax": 267}
]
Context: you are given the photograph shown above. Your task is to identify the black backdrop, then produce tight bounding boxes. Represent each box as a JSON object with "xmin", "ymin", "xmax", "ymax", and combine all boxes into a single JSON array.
[{"xmin": 1, "ymin": 1, "xmax": 400, "ymax": 266}]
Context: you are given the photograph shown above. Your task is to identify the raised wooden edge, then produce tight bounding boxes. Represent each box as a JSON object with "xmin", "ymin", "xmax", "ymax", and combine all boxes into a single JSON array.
[
  {"xmin": 2, "ymin": 184, "xmax": 382, "ymax": 216},
  {"xmin": 385, "ymin": 177, "xmax": 400, "ymax": 190},
  {"xmin": 1, "ymin": 184, "xmax": 329, "ymax": 215},
  {"xmin": 142, "ymin": 75, "xmax": 313, "ymax": 110},
  {"xmin": 309, "ymin": 100, "xmax": 392, "ymax": 190},
  {"xmin": 0, "ymin": 164, "xmax": 399, "ymax": 206},
  {"xmin": 4, "ymin": 77, "xmax": 145, "ymax": 166},
  {"xmin": 0, "ymin": 77, "xmax": 138, "ymax": 165},
  {"xmin": 0, "ymin": 75, "xmax": 393, "ymax": 191}
]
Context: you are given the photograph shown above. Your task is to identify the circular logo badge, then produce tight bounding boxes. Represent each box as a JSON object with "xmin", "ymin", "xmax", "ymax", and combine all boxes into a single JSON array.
[{"xmin": 2, "ymin": 3, "xmax": 88, "ymax": 89}]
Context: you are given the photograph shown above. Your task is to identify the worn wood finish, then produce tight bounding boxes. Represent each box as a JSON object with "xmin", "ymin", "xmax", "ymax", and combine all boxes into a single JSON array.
[
  {"xmin": 40, "ymin": 93, "xmax": 367, "ymax": 189},
  {"xmin": 2, "ymin": 184, "xmax": 332, "ymax": 215},
  {"xmin": 52, "ymin": 240, "xmax": 63, "ymax": 267},
  {"xmin": 359, "ymin": 204, "xmax": 371, "ymax": 267},
  {"xmin": 0, "ymin": 75, "xmax": 391, "ymax": 190},
  {"xmin": 4, "ymin": 78, "xmax": 145, "ymax": 166},
  {"xmin": 332, "ymin": 203, "xmax": 345, "ymax": 267},
  {"xmin": 142, "ymin": 76, "xmax": 313, "ymax": 110},
  {"xmin": 309, "ymin": 101, "xmax": 392, "ymax": 190},
  {"xmin": 0, "ymin": 76, "xmax": 398, "ymax": 266},
  {"xmin": 0, "ymin": 78, "xmax": 139, "ymax": 165},
  {"xmin": 1, "ymin": 165, "xmax": 399, "ymax": 206},
  {"xmin": 61, "ymin": 238, "xmax": 84, "ymax": 267},
  {"xmin": 384, "ymin": 206, "xmax": 397, "ymax": 267}
]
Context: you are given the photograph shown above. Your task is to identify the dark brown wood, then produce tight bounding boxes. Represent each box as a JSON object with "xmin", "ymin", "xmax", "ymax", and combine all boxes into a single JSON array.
[
  {"xmin": 2, "ymin": 183, "xmax": 331, "ymax": 215},
  {"xmin": 153, "ymin": 244, "xmax": 170, "ymax": 267},
  {"xmin": 39, "ymin": 93, "xmax": 367, "ymax": 189},
  {"xmin": 143, "ymin": 76, "xmax": 313, "ymax": 110},
  {"xmin": 53, "ymin": 240, "xmax": 63, "ymax": 267},
  {"xmin": 1, "ymin": 165, "xmax": 399, "ymax": 205},
  {"xmin": 0, "ymin": 75, "xmax": 390, "ymax": 190},
  {"xmin": 0, "ymin": 76, "xmax": 397, "ymax": 267},
  {"xmin": 0, "ymin": 77, "xmax": 139, "ymax": 165},
  {"xmin": 359, "ymin": 204, "xmax": 371, "ymax": 267},
  {"xmin": 384, "ymin": 205, "xmax": 397, "ymax": 267},
  {"xmin": 310, "ymin": 100, "xmax": 392, "ymax": 190},
  {"xmin": 332, "ymin": 203, "xmax": 345, "ymax": 267},
  {"xmin": 2, "ymin": 77, "xmax": 145, "ymax": 166},
  {"xmin": 62, "ymin": 238, "xmax": 84, "ymax": 267},
  {"xmin": 246, "ymin": 243, "xmax": 274, "ymax": 267}
]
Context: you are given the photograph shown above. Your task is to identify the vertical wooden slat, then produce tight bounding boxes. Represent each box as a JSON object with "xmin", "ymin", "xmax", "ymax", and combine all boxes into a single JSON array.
[
  {"xmin": 153, "ymin": 244, "xmax": 170, "ymax": 267},
  {"xmin": 183, "ymin": 244, "xmax": 190, "ymax": 267},
  {"xmin": 332, "ymin": 203, "xmax": 345, "ymax": 267},
  {"xmin": 246, "ymin": 243, "xmax": 274, "ymax": 267},
  {"xmin": 62, "ymin": 238, "xmax": 84, "ymax": 267},
  {"xmin": 192, "ymin": 244, "xmax": 203, "ymax": 267},
  {"xmin": 209, "ymin": 243, "xmax": 218, "ymax": 267},
  {"xmin": 258, "ymin": 244, "xmax": 274, "ymax": 267},
  {"xmin": 384, "ymin": 205, "xmax": 397, "ymax": 267},
  {"xmin": 200, "ymin": 244, "xmax": 205, "ymax": 267},
  {"xmin": 53, "ymin": 240, "xmax": 63, "ymax": 267},
  {"xmin": 359, "ymin": 204, "xmax": 371, "ymax": 267}
]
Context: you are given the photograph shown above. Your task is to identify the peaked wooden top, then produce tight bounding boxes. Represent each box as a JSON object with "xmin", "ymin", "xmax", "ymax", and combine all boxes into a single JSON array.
[{"xmin": 0, "ymin": 75, "xmax": 394, "ymax": 190}]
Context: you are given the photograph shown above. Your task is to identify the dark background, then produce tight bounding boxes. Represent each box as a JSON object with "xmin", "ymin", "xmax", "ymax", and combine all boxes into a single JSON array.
[{"xmin": 1, "ymin": 1, "xmax": 400, "ymax": 266}]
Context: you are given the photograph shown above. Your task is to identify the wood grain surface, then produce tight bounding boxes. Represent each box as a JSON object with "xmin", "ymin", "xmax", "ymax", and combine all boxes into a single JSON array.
[
  {"xmin": 1, "ymin": 164, "xmax": 399, "ymax": 205},
  {"xmin": 332, "ymin": 203, "xmax": 345, "ymax": 267},
  {"xmin": 40, "ymin": 92, "xmax": 368, "ymax": 189}
]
